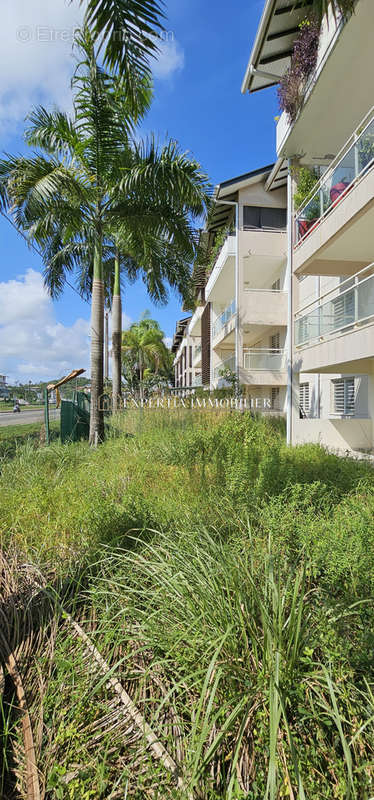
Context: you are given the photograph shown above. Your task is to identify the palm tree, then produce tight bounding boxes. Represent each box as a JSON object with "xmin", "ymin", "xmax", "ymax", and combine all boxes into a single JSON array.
[
  {"xmin": 0, "ymin": 31, "xmax": 210, "ymax": 443},
  {"xmin": 80, "ymin": 0, "xmax": 165, "ymax": 105},
  {"xmin": 122, "ymin": 316, "xmax": 170, "ymax": 397}
]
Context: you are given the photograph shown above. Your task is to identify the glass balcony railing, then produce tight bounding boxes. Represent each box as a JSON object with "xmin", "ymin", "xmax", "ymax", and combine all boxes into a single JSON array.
[
  {"xmin": 192, "ymin": 375, "xmax": 202, "ymax": 387},
  {"xmin": 212, "ymin": 300, "xmax": 236, "ymax": 339},
  {"xmin": 295, "ymin": 107, "xmax": 374, "ymax": 244},
  {"xmin": 243, "ymin": 349, "xmax": 286, "ymax": 371},
  {"xmin": 213, "ymin": 355, "xmax": 235, "ymax": 381},
  {"xmin": 295, "ymin": 266, "xmax": 374, "ymax": 346}
]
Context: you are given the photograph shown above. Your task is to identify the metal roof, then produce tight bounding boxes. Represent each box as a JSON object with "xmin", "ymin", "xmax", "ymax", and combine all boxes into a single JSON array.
[{"xmin": 241, "ymin": 0, "xmax": 313, "ymax": 94}]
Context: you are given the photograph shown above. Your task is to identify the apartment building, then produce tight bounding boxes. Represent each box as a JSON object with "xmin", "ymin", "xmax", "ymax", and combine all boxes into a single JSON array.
[
  {"xmin": 243, "ymin": 0, "xmax": 374, "ymax": 452},
  {"xmin": 186, "ymin": 166, "xmax": 289, "ymax": 412},
  {"xmin": 172, "ymin": 316, "xmax": 202, "ymax": 390}
]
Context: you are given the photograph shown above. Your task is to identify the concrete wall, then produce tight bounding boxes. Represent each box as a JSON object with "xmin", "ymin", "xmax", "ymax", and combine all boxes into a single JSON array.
[{"xmin": 293, "ymin": 418, "xmax": 373, "ymax": 453}]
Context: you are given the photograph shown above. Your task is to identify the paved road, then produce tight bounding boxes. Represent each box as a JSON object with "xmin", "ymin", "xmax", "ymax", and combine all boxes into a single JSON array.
[{"xmin": 0, "ymin": 408, "xmax": 60, "ymax": 427}]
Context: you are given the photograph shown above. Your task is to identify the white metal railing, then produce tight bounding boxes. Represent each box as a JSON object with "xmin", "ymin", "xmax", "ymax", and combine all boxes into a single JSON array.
[
  {"xmin": 243, "ymin": 348, "xmax": 286, "ymax": 371},
  {"xmin": 213, "ymin": 355, "xmax": 235, "ymax": 381},
  {"xmin": 295, "ymin": 106, "xmax": 374, "ymax": 245},
  {"xmin": 295, "ymin": 263, "xmax": 374, "ymax": 347},
  {"xmin": 212, "ymin": 300, "xmax": 236, "ymax": 339}
]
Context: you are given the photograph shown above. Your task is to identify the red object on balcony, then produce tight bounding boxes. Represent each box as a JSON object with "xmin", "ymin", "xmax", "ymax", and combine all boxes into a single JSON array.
[
  {"xmin": 330, "ymin": 180, "xmax": 350, "ymax": 204},
  {"xmin": 298, "ymin": 218, "xmax": 318, "ymax": 239}
]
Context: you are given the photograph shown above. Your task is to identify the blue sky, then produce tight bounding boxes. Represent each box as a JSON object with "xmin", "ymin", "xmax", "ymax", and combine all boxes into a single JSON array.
[{"xmin": 0, "ymin": 0, "xmax": 280, "ymax": 383}]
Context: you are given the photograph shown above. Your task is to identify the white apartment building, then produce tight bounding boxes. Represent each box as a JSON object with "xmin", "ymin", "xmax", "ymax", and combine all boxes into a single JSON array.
[
  {"xmin": 186, "ymin": 166, "xmax": 289, "ymax": 412},
  {"xmin": 242, "ymin": 0, "xmax": 374, "ymax": 452},
  {"xmin": 172, "ymin": 316, "xmax": 202, "ymax": 390}
]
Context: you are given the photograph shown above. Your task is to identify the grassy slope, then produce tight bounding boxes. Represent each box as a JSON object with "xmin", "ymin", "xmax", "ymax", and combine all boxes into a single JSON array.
[{"xmin": 1, "ymin": 410, "xmax": 374, "ymax": 798}]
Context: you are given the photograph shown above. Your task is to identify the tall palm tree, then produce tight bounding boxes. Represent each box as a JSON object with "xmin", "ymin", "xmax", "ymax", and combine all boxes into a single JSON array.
[{"xmin": 0, "ymin": 31, "xmax": 210, "ymax": 443}]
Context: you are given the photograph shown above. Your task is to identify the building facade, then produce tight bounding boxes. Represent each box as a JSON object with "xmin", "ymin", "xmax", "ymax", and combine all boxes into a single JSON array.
[{"xmin": 241, "ymin": 0, "xmax": 374, "ymax": 452}]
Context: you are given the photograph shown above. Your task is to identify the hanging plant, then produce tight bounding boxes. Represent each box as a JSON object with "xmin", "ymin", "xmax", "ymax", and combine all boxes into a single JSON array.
[
  {"xmin": 305, "ymin": 0, "xmax": 355, "ymax": 23},
  {"xmin": 278, "ymin": 18, "xmax": 320, "ymax": 123}
]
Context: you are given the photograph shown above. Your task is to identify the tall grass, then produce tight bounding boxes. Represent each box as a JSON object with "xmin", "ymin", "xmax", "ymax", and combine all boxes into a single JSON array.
[{"xmin": 1, "ymin": 409, "xmax": 374, "ymax": 797}]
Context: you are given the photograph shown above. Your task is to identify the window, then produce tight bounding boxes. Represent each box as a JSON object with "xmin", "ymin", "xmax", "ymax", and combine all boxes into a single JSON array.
[
  {"xmin": 332, "ymin": 377, "xmax": 355, "ymax": 415},
  {"xmin": 272, "ymin": 278, "xmax": 281, "ymax": 291},
  {"xmin": 243, "ymin": 206, "xmax": 286, "ymax": 230},
  {"xmin": 271, "ymin": 333, "xmax": 280, "ymax": 352},
  {"xmin": 189, "ymin": 345, "xmax": 192, "ymax": 368},
  {"xmin": 271, "ymin": 387, "xmax": 280, "ymax": 410},
  {"xmin": 299, "ymin": 382, "xmax": 310, "ymax": 416}
]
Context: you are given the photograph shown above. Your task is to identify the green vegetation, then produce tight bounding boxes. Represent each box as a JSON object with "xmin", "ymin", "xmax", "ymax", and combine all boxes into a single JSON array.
[
  {"xmin": 0, "ymin": 420, "xmax": 59, "ymax": 460},
  {"xmin": 1, "ymin": 412, "xmax": 373, "ymax": 797},
  {"xmin": 293, "ymin": 166, "xmax": 319, "ymax": 211},
  {"xmin": 122, "ymin": 314, "xmax": 174, "ymax": 395}
]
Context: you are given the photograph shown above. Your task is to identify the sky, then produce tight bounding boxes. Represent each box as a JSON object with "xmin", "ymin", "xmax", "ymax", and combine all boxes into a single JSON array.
[{"xmin": 0, "ymin": 0, "xmax": 280, "ymax": 384}]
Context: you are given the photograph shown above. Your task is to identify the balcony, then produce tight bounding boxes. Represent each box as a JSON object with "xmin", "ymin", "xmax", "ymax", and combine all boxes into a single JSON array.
[
  {"xmin": 193, "ymin": 344, "xmax": 202, "ymax": 368},
  {"xmin": 276, "ymin": 0, "xmax": 373, "ymax": 164},
  {"xmin": 242, "ymin": 288, "xmax": 287, "ymax": 332},
  {"xmin": 294, "ymin": 264, "xmax": 374, "ymax": 374},
  {"xmin": 295, "ymin": 108, "xmax": 374, "ymax": 245},
  {"xmin": 243, "ymin": 348, "xmax": 286, "ymax": 372},
  {"xmin": 205, "ymin": 234, "xmax": 236, "ymax": 302},
  {"xmin": 213, "ymin": 354, "xmax": 235, "ymax": 383},
  {"xmin": 293, "ymin": 107, "xmax": 374, "ymax": 277},
  {"xmin": 212, "ymin": 300, "xmax": 236, "ymax": 343},
  {"xmin": 295, "ymin": 266, "xmax": 374, "ymax": 346},
  {"xmin": 240, "ymin": 348, "xmax": 287, "ymax": 387}
]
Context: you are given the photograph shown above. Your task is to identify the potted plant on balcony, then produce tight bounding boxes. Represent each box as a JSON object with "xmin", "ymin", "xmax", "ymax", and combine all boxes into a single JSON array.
[{"xmin": 293, "ymin": 166, "xmax": 320, "ymax": 239}]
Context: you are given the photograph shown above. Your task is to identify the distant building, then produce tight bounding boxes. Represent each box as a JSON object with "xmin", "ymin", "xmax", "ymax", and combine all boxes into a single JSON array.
[{"xmin": 0, "ymin": 375, "xmax": 10, "ymax": 401}]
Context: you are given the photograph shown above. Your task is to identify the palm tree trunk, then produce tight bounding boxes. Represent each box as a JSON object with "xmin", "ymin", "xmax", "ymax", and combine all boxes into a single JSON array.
[
  {"xmin": 112, "ymin": 247, "xmax": 122, "ymax": 412},
  {"xmin": 89, "ymin": 231, "xmax": 105, "ymax": 445}
]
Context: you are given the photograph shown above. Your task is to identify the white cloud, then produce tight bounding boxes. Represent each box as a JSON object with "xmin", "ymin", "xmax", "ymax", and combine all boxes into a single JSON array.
[
  {"xmin": 0, "ymin": 0, "xmax": 83, "ymax": 135},
  {"xmin": 152, "ymin": 38, "xmax": 185, "ymax": 80},
  {"xmin": 0, "ymin": 4, "xmax": 184, "ymax": 136},
  {"xmin": 0, "ymin": 269, "xmax": 90, "ymax": 383}
]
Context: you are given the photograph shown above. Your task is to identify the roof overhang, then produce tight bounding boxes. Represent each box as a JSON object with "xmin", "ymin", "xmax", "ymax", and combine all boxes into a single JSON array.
[
  {"xmin": 265, "ymin": 157, "xmax": 288, "ymax": 191},
  {"xmin": 241, "ymin": 0, "xmax": 313, "ymax": 94},
  {"xmin": 206, "ymin": 164, "xmax": 275, "ymax": 233}
]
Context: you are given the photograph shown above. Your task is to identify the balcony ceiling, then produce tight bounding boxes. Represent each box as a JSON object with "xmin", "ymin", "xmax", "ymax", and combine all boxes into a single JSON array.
[
  {"xmin": 243, "ymin": 253, "xmax": 285, "ymax": 287},
  {"xmin": 241, "ymin": 0, "xmax": 314, "ymax": 94},
  {"xmin": 279, "ymin": 0, "xmax": 373, "ymax": 162}
]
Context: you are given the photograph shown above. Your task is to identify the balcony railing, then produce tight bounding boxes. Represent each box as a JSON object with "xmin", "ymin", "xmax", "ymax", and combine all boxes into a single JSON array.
[
  {"xmin": 295, "ymin": 106, "xmax": 374, "ymax": 245},
  {"xmin": 213, "ymin": 355, "xmax": 235, "ymax": 381},
  {"xmin": 205, "ymin": 234, "xmax": 236, "ymax": 299},
  {"xmin": 212, "ymin": 300, "xmax": 236, "ymax": 340},
  {"xmin": 295, "ymin": 263, "xmax": 374, "ymax": 347},
  {"xmin": 243, "ymin": 348, "xmax": 286, "ymax": 371}
]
